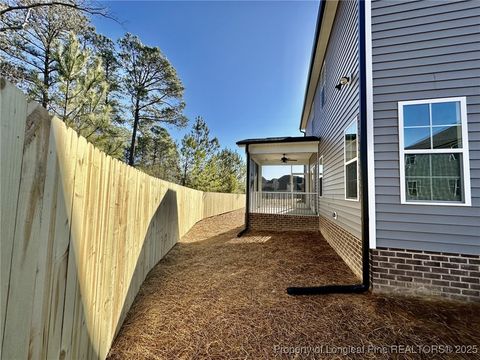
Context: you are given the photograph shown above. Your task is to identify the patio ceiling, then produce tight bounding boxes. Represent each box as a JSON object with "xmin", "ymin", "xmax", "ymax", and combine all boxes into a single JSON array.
[
  {"xmin": 237, "ymin": 136, "xmax": 319, "ymax": 165},
  {"xmin": 251, "ymin": 152, "xmax": 314, "ymax": 165}
]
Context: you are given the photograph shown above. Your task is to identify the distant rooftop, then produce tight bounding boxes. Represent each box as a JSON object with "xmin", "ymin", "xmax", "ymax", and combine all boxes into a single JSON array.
[{"xmin": 236, "ymin": 136, "xmax": 319, "ymax": 146}]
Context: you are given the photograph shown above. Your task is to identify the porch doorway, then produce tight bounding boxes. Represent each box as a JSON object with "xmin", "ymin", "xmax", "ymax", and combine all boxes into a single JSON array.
[{"xmin": 237, "ymin": 136, "xmax": 320, "ymax": 231}]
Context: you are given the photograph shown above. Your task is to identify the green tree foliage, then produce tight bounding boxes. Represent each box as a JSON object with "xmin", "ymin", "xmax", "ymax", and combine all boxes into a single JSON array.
[
  {"xmin": 118, "ymin": 33, "xmax": 187, "ymax": 166},
  {"xmin": 179, "ymin": 116, "xmax": 219, "ymax": 188},
  {"xmin": 89, "ymin": 33, "xmax": 122, "ymax": 124},
  {"xmin": 136, "ymin": 126, "xmax": 180, "ymax": 183},
  {"xmin": 1, "ymin": 4, "xmax": 245, "ymax": 192},
  {"xmin": 0, "ymin": 0, "xmax": 90, "ymax": 108},
  {"xmin": 210, "ymin": 149, "xmax": 246, "ymax": 193},
  {"xmin": 53, "ymin": 32, "xmax": 126, "ymax": 158},
  {"xmin": 178, "ymin": 117, "xmax": 245, "ymax": 193}
]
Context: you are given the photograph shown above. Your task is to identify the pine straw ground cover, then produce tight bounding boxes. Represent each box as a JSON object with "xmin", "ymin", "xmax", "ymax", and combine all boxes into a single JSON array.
[{"xmin": 108, "ymin": 210, "xmax": 480, "ymax": 360}]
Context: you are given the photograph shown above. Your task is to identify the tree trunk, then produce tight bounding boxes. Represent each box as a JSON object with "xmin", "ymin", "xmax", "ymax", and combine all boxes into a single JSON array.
[
  {"xmin": 42, "ymin": 51, "xmax": 49, "ymax": 108},
  {"xmin": 152, "ymin": 142, "xmax": 158, "ymax": 166},
  {"xmin": 104, "ymin": 62, "xmax": 110, "ymax": 105},
  {"xmin": 62, "ymin": 79, "xmax": 70, "ymax": 122},
  {"xmin": 128, "ymin": 99, "xmax": 140, "ymax": 166},
  {"xmin": 181, "ymin": 157, "xmax": 189, "ymax": 186}
]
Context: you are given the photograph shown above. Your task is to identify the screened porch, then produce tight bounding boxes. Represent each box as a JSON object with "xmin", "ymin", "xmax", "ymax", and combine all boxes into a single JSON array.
[{"xmin": 237, "ymin": 136, "xmax": 320, "ymax": 218}]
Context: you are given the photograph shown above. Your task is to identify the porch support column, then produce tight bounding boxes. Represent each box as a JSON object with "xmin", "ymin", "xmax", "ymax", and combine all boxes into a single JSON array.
[
  {"xmin": 258, "ymin": 165, "xmax": 262, "ymax": 194},
  {"xmin": 238, "ymin": 145, "xmax": 250, "ymax": 237}
]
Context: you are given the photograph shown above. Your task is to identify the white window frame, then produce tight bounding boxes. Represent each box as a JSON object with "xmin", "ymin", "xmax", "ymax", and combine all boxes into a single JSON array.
[
  {"xmin": 318, "ymin": 155, "xmax": 324, "ymax": 197},
  {"xmin": 344, "ymin": 118, "xmax": 359, "ymax": 201},
  {"xmin": 398, "ymin": 97, "xmax": 471, "ymax": 206}
]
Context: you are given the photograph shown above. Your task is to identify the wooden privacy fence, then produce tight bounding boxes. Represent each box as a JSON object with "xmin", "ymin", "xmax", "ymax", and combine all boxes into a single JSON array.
[{"xmin": 0, "ymin": 80, "xmax": 245, "ymax": 359}]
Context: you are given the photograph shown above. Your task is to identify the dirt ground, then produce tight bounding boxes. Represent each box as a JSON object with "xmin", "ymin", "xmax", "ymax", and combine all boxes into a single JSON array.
[{"xmin": 108, "ymin": 210, "xmax": 480, "ymax": 359}]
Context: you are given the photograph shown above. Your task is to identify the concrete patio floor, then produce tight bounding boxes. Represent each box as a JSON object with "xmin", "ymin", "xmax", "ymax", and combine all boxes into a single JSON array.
[{"xmin": 108, "ymin": 210, "xmax": 480, "ymax": 359}]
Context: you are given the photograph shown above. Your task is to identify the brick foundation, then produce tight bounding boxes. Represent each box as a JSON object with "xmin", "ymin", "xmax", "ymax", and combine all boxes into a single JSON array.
[
  {"xmin": 371, "ymin": 248, "xmax": 480, "ymax": 302},
  {"xmin": 319, "ymin": 216, "xmax": 362, "ymax": 279},
  {"xmin": 248, "ymin": 213, "xmax": 319, "ymax": 232}
]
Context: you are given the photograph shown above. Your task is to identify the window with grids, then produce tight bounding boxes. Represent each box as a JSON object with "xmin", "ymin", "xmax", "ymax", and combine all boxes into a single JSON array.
[
  {"xmin": 399, "ymin": 97, "xmax": 471, "ymax": 205},
  {"xmin": 344, "ymin": 120, "xmax": 358, "ymax": 200}
]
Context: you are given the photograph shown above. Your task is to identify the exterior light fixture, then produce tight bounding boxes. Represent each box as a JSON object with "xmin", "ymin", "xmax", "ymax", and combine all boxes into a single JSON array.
[{"xmin": 335, "ymin": 76, "xmax": 350, "ymax": 90}]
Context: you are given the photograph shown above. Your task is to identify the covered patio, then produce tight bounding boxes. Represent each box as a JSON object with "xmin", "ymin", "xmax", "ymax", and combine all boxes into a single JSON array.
[{"xmin": 237, "ymin": 136, "xmax": 320, "ymax": 231}]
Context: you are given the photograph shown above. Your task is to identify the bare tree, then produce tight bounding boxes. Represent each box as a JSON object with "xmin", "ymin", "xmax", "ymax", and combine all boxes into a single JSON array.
[{"xmin": 0, "ymin": 0, "xmax": 110, "ymax": 32}]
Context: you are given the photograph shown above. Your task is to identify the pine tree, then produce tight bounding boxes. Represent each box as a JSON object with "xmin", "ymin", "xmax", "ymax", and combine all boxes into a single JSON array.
[
  {"xmin": 179, "ymin": 116, "xmax": 219, "ymax": 188},
  {"xmin": 90, "ymin": 34, "xmax": 122, "ymax": 124},
  {"xmin": 118, "ymin": 33, "xmax": 187, "ymax": 166},
  {"xmin": 0, "ymin": 0, "xmax": 91, "ymax": 108},
  {"xmin": 136, "ymin": 125, "xmax": 180, "ymax": 183},
  {"xmin": 54, "ymin": 32, "xmax": 126, "ymax": 158},
  {"xmin": 212, "ymin": 149, "xmax": 246, "ymax": 193}
]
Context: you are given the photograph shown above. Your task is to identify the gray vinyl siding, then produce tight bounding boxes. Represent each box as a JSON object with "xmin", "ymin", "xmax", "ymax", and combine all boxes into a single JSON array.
[
  {"xmin": 306, "ymin": 0, "xmax": 361, "ymax": 239},
  {"xmin": 372, "ymin": 0, "xmax": 480, "ymax": 255}
]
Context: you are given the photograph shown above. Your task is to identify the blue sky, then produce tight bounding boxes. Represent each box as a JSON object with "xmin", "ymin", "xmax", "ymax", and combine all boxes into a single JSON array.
[{"xmin": 93, "ymin": 1, "xmax": 319, "ymax": 179}]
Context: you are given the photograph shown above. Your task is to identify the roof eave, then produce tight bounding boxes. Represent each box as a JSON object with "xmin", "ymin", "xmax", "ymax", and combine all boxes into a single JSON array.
[
  {"xmin": 236, "ymin": 136, "xmax": 319, "ymax": 147},
  {"xmin": 299, "ymin": 0, "xmax": 339, "ymax": 132}
]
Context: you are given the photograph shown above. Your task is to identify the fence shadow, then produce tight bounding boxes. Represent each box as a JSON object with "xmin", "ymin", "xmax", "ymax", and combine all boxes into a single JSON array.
[
  {"xmin": 0, "ymin": 80, "xmax": 245, "ymax": 359},
  {"xmin": 112, "ymin": 189, "xmax": 180, "ymax": 340}
]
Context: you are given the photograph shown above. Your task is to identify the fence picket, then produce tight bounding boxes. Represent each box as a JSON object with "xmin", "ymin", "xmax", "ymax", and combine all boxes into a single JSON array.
[
  {"xmin": 0, "ymin": 81, "xmax": 27, "ymax": 353},
  {"xmin": 0, "ymin": 82, "xmax": 245, "ymax": 359}
]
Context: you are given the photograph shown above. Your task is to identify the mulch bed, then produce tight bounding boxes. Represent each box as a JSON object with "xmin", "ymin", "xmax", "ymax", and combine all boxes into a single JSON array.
[{"xmin": 108, "ymin": 210, "xmax": 480, "ymax": 359}]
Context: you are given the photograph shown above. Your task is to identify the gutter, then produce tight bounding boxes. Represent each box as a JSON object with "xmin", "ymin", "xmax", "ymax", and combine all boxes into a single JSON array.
[
  {"xmin": 237, "ymin": 144, "xmax": 250, "ymax": 237},
  {"xmin": 236, "ymin": 136, "xmax": 319, "ymax": 146},
  {"xmin": 288, "ymin": 0, "xmax": 370, "ymax": 295}
]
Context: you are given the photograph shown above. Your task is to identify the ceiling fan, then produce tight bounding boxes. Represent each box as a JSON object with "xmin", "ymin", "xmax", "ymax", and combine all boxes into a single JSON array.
[{"xmin": 281, "ymin": 154, "xmax": 297, "ymax": 163}]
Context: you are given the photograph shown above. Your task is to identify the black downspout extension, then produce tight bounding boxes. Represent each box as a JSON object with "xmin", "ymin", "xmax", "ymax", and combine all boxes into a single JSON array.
[
  {"xmin": 287, "ymin": 0, "xmax": 370, "ymax": 296},
  {"xmin": 238, "ymin": 145, "xmax": 250, "ymax": 237}
]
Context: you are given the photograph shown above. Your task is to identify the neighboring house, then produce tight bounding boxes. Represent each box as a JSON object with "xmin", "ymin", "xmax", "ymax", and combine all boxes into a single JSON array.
[{"xmin": 239, "ymin": 0, "xmax": 480, "ymax": 302}]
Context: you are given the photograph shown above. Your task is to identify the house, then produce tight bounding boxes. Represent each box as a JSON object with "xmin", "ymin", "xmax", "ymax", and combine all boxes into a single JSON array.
[{"xmin": 238, "ymin": 0, "xmax": 480, "ymax": 301}]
